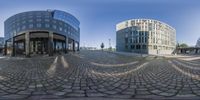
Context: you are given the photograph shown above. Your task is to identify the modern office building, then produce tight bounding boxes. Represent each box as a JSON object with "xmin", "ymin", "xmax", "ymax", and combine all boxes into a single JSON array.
[
  {"xmin": 116, "ymin": 19, "xmax": 176, "ymax": 55},
  {"xmin": 4, "ymin": 10, "xmax": 80, "ymax": 57}
]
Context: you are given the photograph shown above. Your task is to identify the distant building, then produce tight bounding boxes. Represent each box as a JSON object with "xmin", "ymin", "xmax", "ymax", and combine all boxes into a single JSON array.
[
  {"xmin": 196, "ymin": 38, "xmax": 200, "ymax": 47},
  {"xmin": 4, "ymin": 10, "xmax": 80, "ymax": 57},
  {"xmin": 116, "ymin": 19, "xmax": 176, "ymax": 55},
  {"xmin": 80, "ymin": 47, "xmax": 97, "ymax": 50}
]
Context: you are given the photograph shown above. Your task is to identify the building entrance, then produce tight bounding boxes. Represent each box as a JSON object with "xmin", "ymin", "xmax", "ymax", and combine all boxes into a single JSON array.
[{"xmin": 30, "ymin": 38, "xmax": 48, "ymax": 55}]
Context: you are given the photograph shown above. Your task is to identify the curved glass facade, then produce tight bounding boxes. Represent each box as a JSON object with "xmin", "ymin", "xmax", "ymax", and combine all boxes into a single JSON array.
[
  {"xmin": 116, "ymin": 19, "xmax": 176, "ymax": 55},
  {"xmin": 53, "ymin": 10, "xmax": 80, "ymax": 31},
  {"xmin": 4, "ymin": 10, "xmax": 80, "ymax": 42},
  {"xmin": 4, "ymin": 10, "xmax": 80, "ymax": 56}
]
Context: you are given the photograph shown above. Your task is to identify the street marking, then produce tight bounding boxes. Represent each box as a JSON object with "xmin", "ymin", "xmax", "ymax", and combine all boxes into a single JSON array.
[
  {"xmin": 173, "ymin": 60, "xmax": 200, "ymax": 70},
  {"xmin": 90, "ymin": 61, "xmax": 139, "ymax": 67},
  {"xmin": 91, "ymin": 62, "xmax": 148, "ymax": 76},
  {"xmin": 168, "ymin": 60, "xmax": 200, "ymax": 80},
  {"xmin": 61, "ymin": 56, "xmax": 69, "ymax": 68},
  {"xmin": 47, "ymin": 56, "xmax": 58, "ymax": 75}
]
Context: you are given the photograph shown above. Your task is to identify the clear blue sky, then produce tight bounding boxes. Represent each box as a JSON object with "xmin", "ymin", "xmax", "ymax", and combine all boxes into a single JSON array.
[{"xmin": 0, "ymin": 0, "xmax": 200, "ymax": 48}]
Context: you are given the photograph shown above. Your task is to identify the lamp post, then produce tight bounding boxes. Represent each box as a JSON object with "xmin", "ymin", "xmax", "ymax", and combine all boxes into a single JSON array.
[{"xmin": 108, "ymin": 38, "xmax": 112, "ymax": 51}]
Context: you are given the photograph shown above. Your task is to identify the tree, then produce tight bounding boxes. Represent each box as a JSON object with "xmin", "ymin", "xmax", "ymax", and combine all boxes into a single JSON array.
[
  {"xmin": 100, "ymin": 43, "xmax": 104, "ymax": 51},
  {"xmin": 179, "ymin": 43, "xmax": 188, "ymax": 48}
]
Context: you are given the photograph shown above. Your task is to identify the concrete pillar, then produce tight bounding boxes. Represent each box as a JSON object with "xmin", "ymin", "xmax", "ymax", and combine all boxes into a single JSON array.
[
  {"xmin": 48, "ymin": 31, "xmax": 53, "ymax": 56},
  {"xmin": 11, "ymin": 36, "xmax": 15, "ymax": 56},
  {"xmin": 77, "ymin": 42, "xmax": 80, "ymax": 51},
  {"xmin": 16, "ymin": 42, "xmax": 18, "ymax": 55},
  {"xmin": 53, "ymin": 40, "xmax": 56, "ymax": 53},
  {"xmin": 61, "ymin": 41, "xmax": 64, "ymax": 52},
  {"xmin": 72, "ymin": 40, "xmax": 75, "ymax": 52},
  {"xmin": 4, "ymin": 41, "xmax": 7, "ymax": 55},
  {"xmin": 33, "ymin": 40, "xmax": 35, "ymax": 52},
  {"xmin": 25, "ymin": 32, "xmax": 30, "ymax": 57},
  {"xmin": 41, "ymin": 38, "xmax": 44, "ymax": 54},
  {"xmin": 65, "ymin": 37, "xmax": 68, "ymax": 53}
]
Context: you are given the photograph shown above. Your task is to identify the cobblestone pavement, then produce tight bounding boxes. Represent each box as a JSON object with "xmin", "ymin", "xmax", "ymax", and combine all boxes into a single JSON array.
[{"xmin": 0, "ymin": 51, "xmax": 200, "ymax": 100}]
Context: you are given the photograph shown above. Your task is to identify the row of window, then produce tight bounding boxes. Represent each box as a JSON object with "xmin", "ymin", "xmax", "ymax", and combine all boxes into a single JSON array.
[
  {"xmin": 6, "ymin": 20, "xmax": 79, "ymax": 33},
  {"xmin": 125, "ymin": 37, "xmax": 147, "ymax": 44},
  {"xmin": 125, "ymin": 45, "xmax": 174, "ymax": 50},
  {"xmin": 6, "ymin": 23, "xmax": 79, "ymax": 36},
  {"xmin": 125, "ymin": 45, "xmax": 147, "ymax": 50},
  {"xmin": 7, "ymin": 24, "xmax": 79, "ymax": 37},
  {"xmin": 126, "ymin": 20, "xmax": 174, "ymax": 30}
]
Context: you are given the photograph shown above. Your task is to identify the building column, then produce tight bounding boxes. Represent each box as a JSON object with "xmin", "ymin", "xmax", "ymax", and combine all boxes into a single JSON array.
[
  {"xmin": 16, "ymin": 42, "xmax": 18, "ymax": 55},
  {"xmin": 61, "ymin": 41, "xmax": 64, "ymax": 53},
  {"xmin": 25, "ymin": 32, "xmax": 30, "ymax": 57},
  {"xmin": 77, "ymin": 42, "xmax": 80, "ymax": 51},
  {"xmin": 33, "ymin": 40, "xmax": 35, "ymax": 52},
  {"xmin": 72, "ymin": 40, "xmax": 75, "ymax": 52},
  {"xmin": 4, "ymin": 41, "xmax": 7, "ymax": 55},
  {"xmin": 65, "ymin": 37, "xmax": 68, "ymax": 53},
  {"xmin": 41, "ymin": 38, "xmax": 44, "ymax": 54},
  {"xmin": 11, "ymin": 37, "xmax": 15, "ymax": 56},
  {"xmin": 53, "ymin": 40, "xmax": 56, "ymax": 53},
  {"xmin": 48, "ymin": 31, "xmax": 53, "ymax": 56}
]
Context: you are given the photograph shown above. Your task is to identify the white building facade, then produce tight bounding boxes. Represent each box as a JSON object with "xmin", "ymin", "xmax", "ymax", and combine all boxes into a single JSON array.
[{"xmin": 116, "ymin": 19, "xmax": 176, "ymax": 55}]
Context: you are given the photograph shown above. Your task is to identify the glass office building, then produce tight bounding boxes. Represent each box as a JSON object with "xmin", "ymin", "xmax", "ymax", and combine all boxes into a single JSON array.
[
  {"xmin": 4, "ymin": 10, "xmax": 80, "ymax": 57},
  {"xmin": 116, "ymin": 19, "xmax": 176, "ymax": 55}
]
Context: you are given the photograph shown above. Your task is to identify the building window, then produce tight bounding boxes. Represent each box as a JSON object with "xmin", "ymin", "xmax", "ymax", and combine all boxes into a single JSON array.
[
  {"xmin": 53, "ymin": 20, "xmax": 56, "ymax": 23},
  {"xmin": 154, "ymin": 45, "xmax": 157, "ymax": 49},
  {"xmin": 130, "ymin": 38, "xmax": 132, "ymax": 43},
  {"xmin": 17, "ymin": 27, "xmax": 20, "ymax": 31},
  {"xmin": 59, "ymin": 27, "xmax": 62, "ymax": 31},
  {"xmin": 145, "ymin": 37, "xmax": 147, "ymax": 43},
  {"xmin": 142, "ymin": 45, "xmax": 146, "ymax": 49},
  {"xmin": 125, "ymin": 38, "xmax": 128, "ymax": 44},
  {"xmin": 29, "ymin": 24, "xmax": 33, "ymax": 28},
  {"xmin": 37, "ymin": 23, "xmax": 42, "ymax": 28},
  {"xmin": 28, "ymin": 16, "xmax": 33, "ymax": 18},
  {"xmin": 36, "ymin": 15, "xmax": 41, "ymax": 18},
  {"xmin": 45, "ymin": 16, "xmax": 50, "ymax": 18},
  {"xmin": 45, "ymin": 19, "xmax": 50, "ymax": 22},
  {"xmin": 28, "ymin": 19, "xmax": 33, "ymax": 23},
  {"xmin": 36, "ymin": 19, "xmax": 42, "ymax": 22},
  {"xmin": 22, "ymin": 25, "xmax": 26, "ymax": 30},
  {"xmin": 22, "ymin": 20, "xmax": 26, "ymax": 24},
  {"xmin": 45, "ymin": 24, "xmax": 50, "ymax": 28},
  {"xmin": 53, "ymin": 25, "xmax": 57, "ymax": 29},
  {"xmin": 131, "ymin": 45, "xmax": 135, "ymax": 49},
  {"xmin": 59, "ymin": 22, "xmax": 63, "ymax": 25}
]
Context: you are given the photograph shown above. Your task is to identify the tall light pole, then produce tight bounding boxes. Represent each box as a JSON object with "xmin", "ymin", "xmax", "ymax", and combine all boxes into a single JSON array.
[{"xmin": 109, "ymin": 38, "xmax": 111, "ymax": 51}]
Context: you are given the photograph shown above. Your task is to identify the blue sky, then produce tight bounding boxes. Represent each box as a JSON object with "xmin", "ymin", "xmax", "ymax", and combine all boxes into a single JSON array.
[{"xmin": 0, "ymin": 0, "xmax": 200, "ymax": 48}]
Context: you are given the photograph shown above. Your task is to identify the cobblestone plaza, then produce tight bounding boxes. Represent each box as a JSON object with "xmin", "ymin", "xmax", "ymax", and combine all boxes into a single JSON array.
[{"xmin": 0, "ymin": 51, "xmax": 200, "ymax": 100}]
